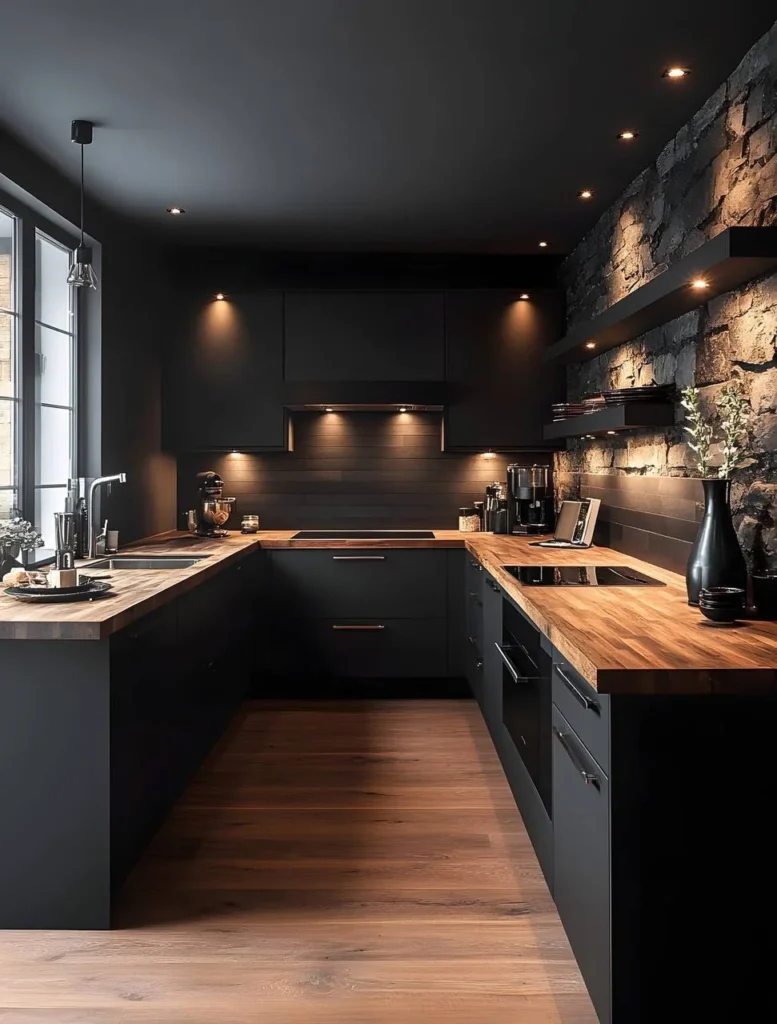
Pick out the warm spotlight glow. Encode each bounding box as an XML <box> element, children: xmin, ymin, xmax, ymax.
<box><xmin>324</xmin><ymin>407</ymin><xmax>334</xmax><ymax>413</ymax></box>
<box><xmin>519</xmin><ymin>293</ymin><xmax>530</xmax><ymax>300</ymax></box>
<box><xmin>607</xmin><ymin>430</ymin><xmax>617</xmax><ymax>435</ymax></box>
<box><xmin>398</xmin><ymin>406</ymin><xmax>408</xmax><ymax>413</ymax></box>
<box><xmin>578</xmin><ymin>189</ymin><xmax>594</xmax><ymax>200</ymax></box>
<box><xmin>539</xmin><ymin>240</ymin><xmax>548</xmax><ymax>248</ymax></box>
<box><xmin>215</xmin><ymin>292</ymin><xmax>225</xmax><ymax>300</ymax></box>
<box><xmin>663</xmin><ymin>67</ymin><xmax>689</xmax><ymax>79</ymax></box>
<box><xmin>618</xmin><ymin>130</ymin><xmax>638</xmax><ymax>140</ymax></box>
<box><xmin>691</xmin><ymin>278</ymin><xmax>709</xmax><ymax>290</ymax></box>
<box><xmin>481</xmin><ymin>451</ymin><xmax>497</xmax><ymax>459</ymax></box>
<box><xmin>167</xmin><ymin>206</ymin><xmax>185</xmax><ymax>215</ymax></box>
<box><xmin>585</xmin><ymin>341</ymin><xmax>596</xmax><ymax>349</ymax></box>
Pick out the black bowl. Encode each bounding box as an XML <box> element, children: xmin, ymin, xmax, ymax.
<box><xmin>699</xmin><ymin>603</ymin><xmax>741</xmax><ymax>623</ymax></box>
<box><xmin>699</xmin><ymin>586</ymin><xmax>746</xmax><ymax>601</ymax></box>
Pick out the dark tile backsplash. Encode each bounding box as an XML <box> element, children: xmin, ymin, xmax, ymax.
<box><xmin>177</xmin><ymin>412</ymin><xmax>551</xmax><ymax>531</ymax></box>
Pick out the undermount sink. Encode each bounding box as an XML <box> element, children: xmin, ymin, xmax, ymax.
<box><xmin>87</xmin><ymin>556</ymin><xmax>209</xmax><ymax>570</ymax></box>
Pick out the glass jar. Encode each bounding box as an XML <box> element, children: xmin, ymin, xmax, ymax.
<box><xmin>459</xmin><ymin>507</ymin><xmax>481</xmax><ymax>533</ymax></box>
<box><xmin>241</xmin><ymin>514</ymin><xmax>260</xmax><ymax>534</ymax></box>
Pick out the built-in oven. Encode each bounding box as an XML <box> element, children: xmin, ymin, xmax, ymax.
<box><xmin>498</xmin><ymin>601</ymin><xmax>552</xmax><ymax>816</ymax></box>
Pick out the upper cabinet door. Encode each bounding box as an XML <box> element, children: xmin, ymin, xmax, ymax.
<box><xmin>164</xmin><ymin>292</ymin><xmax>286</xmax><ymax>451</ymax></box>
<box><xmin>444</xmin><ymin>290</ymin><xmax>565</xmax><ymax>450</ymax></box>
<box><xmin>284</xmin><ymin>291</ymin><xmax>445</xmax><ymax>381</ymax></box>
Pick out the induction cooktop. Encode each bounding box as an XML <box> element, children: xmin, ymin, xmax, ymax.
<box><xmin>503</xmin><ymin>565</ymin><xmax>665</xmax><ymax>586</ymax></box>
<box><xmin>292</xmin><ymin>530</ymin><xmax>436</xmax><ymax>539</ymax></box>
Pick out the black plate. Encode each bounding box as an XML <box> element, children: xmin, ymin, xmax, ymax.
<box><xmin>4</xmin><ymin>580</ymin><xmax>113</xmax><ymax>603</ymax></box>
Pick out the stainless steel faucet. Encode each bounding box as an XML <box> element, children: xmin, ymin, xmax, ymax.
<box><xmin>87</xmin><ymin>473</ymin><xmax>127</xmax><ymax>558</ymax></box>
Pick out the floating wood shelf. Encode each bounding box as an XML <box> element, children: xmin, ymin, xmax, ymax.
<box><xmin>543</xmin><ymin>403</ymin><xmax>675</xmax><ymax>441</ymax></box>
<box><xmin>545</xmin><ymin>227</ymin><xmax>777</xmax><ymax>364</ymax></box>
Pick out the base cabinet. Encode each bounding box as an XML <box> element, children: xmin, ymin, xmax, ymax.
<box><xmin>552</xmin><ymin>705</ymin><xmax>611</xmax><ymax>1024</ymax></box>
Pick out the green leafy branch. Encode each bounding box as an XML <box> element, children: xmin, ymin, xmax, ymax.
<box><xmin>681</xmin><ymin>386</ymin><xmax>713</xmax><ymax>478</ymax></box>
<box><xmin>718</xmin><ymin>384</ymin><xmax>749</xmax><ymax>479</ymax></box>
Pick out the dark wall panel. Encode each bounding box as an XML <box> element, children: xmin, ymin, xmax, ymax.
<box><xmin>177</xmin><ymin>411</ymin><xmax>551</xmax><ymax>530</ymax></box>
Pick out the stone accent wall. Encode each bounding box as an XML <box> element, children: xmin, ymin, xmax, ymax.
<box><xmin>556</xmin><ymin>22</ymin><xmax>777</xmax><ymax>569</ymax></box>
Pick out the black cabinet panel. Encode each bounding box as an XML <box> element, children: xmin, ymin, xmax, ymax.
<box><xmin>270</xmin><ymin>549</ymin><xmax>447</xmax><ymax>619</ymax></box>
<box><xmin>444</xmin><ymin>289</ymin><xmax>564</xmax><ymax>449</ymax></box>
<box><xmin>284</xmin><ymin>291</ymin><xmax>445</xmax><ymax>381</ymax></box>
<box><xmin>552</xmin><ymin>705</ymin><xmax>611</xmax><ymax>1023</ymax></box>
<box><xmin>164</xmin><ymin>292</ymin><xmax>286</xmax><ymax>450</ymax></box>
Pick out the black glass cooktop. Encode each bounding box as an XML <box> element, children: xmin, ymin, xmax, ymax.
<box><xmin>292</xmin><ymin>530</ymin><xmax>436</xmax><ymax>540</ymax></box>
<box><xmin>503</xmin><ymin>565</ymin><xmax>665</xmax><ymax>586</ymax></box>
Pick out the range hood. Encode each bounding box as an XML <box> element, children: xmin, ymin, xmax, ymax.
<box><xmin>282</xmin><ymin>380</ymin><xmax>450</xmax><ymax>411</ymax></box>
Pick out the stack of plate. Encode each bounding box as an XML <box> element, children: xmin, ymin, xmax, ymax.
<box><xmin>3</xmin><ymin>579</ymin><xmax>113</xmax><ymax>603</ymax></box>
<box><xmin>602</xmin><ymin>385</ymin><xmax>675</xmax><ymax>405</ymax></box>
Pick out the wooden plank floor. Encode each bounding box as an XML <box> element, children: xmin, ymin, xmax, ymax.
<box><xmin>0</xmin><ymin>700</ymin><xmax>597</xmax><ymax>1023</ymax></box>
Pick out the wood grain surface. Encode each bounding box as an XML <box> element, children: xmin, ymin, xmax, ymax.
<box><xmin>0</xmin><ymin>700</ymin><xmax>596</xmax><ymax>1023</ymax></box>
<box><xmin>1</xmin><ymin>529</ymin><xmax>775</xmax><ymax>695</ymax></box>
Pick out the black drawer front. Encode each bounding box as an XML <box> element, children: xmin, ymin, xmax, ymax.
<box><xmin>298</xmin><ymin>618</ymin><xmax>448</xmax><ymax>678</ymax></box>
<box><xmin>552</xmin><ymin>706</ymin><xmax>610</xmax><ymax>1023</ymax></box>
<box><xmin>552</xmin><ymin>661</ymin><xmax>610</xmax><ymax>773</ymax></box>
<box><xmin>270</xmin><ymin>550</ymin><xmax>447</xmax><ymax>619</ymax></box>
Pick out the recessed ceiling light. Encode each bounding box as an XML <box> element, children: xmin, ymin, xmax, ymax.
<box><xmin>481</xmin><ymin>450</ymin><xmax>497</xmax><ymax>459</ymax></box>
<box><xmin>215</xmin><ymin>292</ymin><xmax>225</xmax><ymax>300</ymax></box>
<box><xmin>618</xmin><ymin>130</ymin><xmax>639</xmax><ymax>140</ymax></box>
<box><xmin>607</xmin><ymin>430</ymin><xmax>617</xmax><ymax>435</ymax></box>
<box><xmin>324</xmin><ymin>407</ymin><xmax>334</xmax><ymax>413</ymax></box>
<box><xmin>539</xmin><ymin>240</ymin><xmax>548</xmax><ymax>248</ymax></box>
<box><xmin>398</xmin><ymin>406</ymin><xmax>408</xmax><ymax>413</ymax></box>
<box><xmin>167</xmin><ymin>206</ymin><xmax>185</xmax><ymax>215</ymax></box>
<box><xmin>578</xmin><ymin>189</ymin><xmax>594</xmax><ymax>200</ymax></box>
<box><xmin>663</xmin><ymin>67</ymin><xmax>690</xmax><ymax>79</ymax></box>
<box><xmin>585</xmin><ymin>341</ymin><xmax>596</xmax><ymax>349</ymax></box>
<box><xmin>691</xmin><ymin>278</ymin><xmax>709</xmax><ymax>290</ymax></box>
<box><xmin>519</xmin><ymin>293</ymin><xmax>530</xmax><ymax>300</ymax></box>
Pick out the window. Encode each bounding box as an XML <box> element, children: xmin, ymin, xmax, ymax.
<box><xmin>0</xmin><ymin>198</ymin><xmax>79</xmax><ymax>546</ymax></box>
<box><xmin>35</xmin><ymin>232</ymin><xmax>76</xmax><ymax>544</ymax></box>
<box><xmin>0</xmin><ymin>208</ymin><xmax>18</xmax><ymax>519</ymax></box>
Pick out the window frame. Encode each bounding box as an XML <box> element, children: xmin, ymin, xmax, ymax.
<box><xmin>0</xmin><ymin>187</ymin><xmax>81</xmax><ymax>534</ymax></box>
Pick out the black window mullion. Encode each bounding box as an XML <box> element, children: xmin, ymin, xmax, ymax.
<box><xmin>19</xmin><ymin>218</ymin><xmax>36</xmax><ymax>521</ymax></box>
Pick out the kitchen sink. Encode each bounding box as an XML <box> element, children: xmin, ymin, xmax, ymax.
<box><xmin>87</xmin><ymin>556</ymin><xmax>209</xmax><ymax>570</ymax></box>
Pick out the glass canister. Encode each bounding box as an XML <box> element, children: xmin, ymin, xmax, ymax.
<box><xmin>459</xmin><ymin>507</ymin><xmax>481</xmax><ymax>533</ymax></box>
<box><xmin>241</xmin><ymin>514</ymin><xmax>260</xmax><ymax>534</ymax></box>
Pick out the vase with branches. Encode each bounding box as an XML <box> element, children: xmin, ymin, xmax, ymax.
<box><xmin>680</xmin><ymin>384</ymin><xmax>749</xmax><ymax>605</ymax></box>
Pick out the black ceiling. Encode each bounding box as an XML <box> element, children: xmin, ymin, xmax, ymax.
<box><xmin>0</xmin><ymin>1</ymin><xmax>774</xmax><ymax>253</ymax></box>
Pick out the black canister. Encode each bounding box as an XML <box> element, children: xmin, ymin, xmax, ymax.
<box><xmin>752</xmin><ymin>570</ymin><xmax>777</xmax><ymax>620</ymax></box>
<box><xmin>493</xmin><ymin>499</ymin><xmax>509</xmax><ymax>534</ymax></box>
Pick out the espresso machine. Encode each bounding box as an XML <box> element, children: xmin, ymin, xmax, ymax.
<box><xmin>506</xmin><ymin>464</ymin><xmax>555</xmax><ymax>536</ymax></box>
<box><xmin>195</xmin><ymin>471</ymin><xmax>236</xmax><ymax>537</ymax></box>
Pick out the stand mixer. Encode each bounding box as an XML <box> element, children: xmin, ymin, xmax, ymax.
<box><xmin>194</xmin><ymin>471</ymin><xmax>236</xmax><ymax>537</ymax></box>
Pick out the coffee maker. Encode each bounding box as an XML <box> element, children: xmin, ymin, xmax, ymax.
<box><xmin>506</xmin><ymin>464</ymin><xmax>554</xmax><ymax>536</ymax></box>
<box><xmin>195</xmin><ymin>471</ymin><xmax>236</xmax><ymax>537</ymax></box>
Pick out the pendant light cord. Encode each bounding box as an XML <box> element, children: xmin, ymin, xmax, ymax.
<box><xmin>79</xmin><ymin>143</ymin><xmax>85</xmax><ymax>247</ymax></box>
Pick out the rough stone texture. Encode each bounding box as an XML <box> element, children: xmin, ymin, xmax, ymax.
<box><xmin>557</xmin><ymin>22</ymin><xmax>777</xmax><ymax>569</ymax></box>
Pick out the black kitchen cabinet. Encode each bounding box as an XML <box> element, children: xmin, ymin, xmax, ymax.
<box><xmin>480</xmin><ymin>573</ymin><xmax>504</xmax><ymax>731</ymax></box>
<box><xmin>444</xmin><ymin>289</ymin><xmax>565</xmax><ymax>450</ymax></box>
<box><xmin>164</xmin><ymin>292</ymin><xmax>286</xmax><ymax>451</ymax></box>
<box><xmin>284</xmin><ymin>290</ymin><xmax>445</xmax><ymax>382</ymax></box>
<box><xmin>552</xmin><ymin>704</ymin><xmax>611</xmax><ymax>1023</ymax></box>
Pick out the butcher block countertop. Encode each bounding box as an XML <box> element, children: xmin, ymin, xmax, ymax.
<box><xmin>1</xmin><ymin>529</ymin><xmax>776</xmax><ymax>694</ymax></box>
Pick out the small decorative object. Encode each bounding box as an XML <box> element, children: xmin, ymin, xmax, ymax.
<box><xmin>698</xmin><ymin>586</ymin><xmax>746</xmax><ymax>624</ymax></box>
<box><xmin>241</xmin><ymin>514</ymin><xmax>260</xmax><ymax>534</ymax></box>
<box><xmin>681</xmin><ymin>385</ymin><xmax>748</xmax><ymax>606</ymax></box>
<box><xmin>459</xmin><ymin>507</ymin><xmax>481</xmax><ymax>533</ymax></box>
<box><xmin>0</xmin><ymin>514</ymin><xmax>44</xmax><ymax>577</ymax></box>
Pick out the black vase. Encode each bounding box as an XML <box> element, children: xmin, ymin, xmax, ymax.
<box><xmin>686</xmin><ymin>478</ymin><xmax>747</xmax><ymax>606</ymax></box>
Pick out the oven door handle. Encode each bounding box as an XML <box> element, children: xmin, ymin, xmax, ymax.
<box><xmin>494</xmin><ymin>642</ymin><xmax>531</xmax><ymax>683</ymax></box>
<box><xmin>553</xmin><ymin>726</ymin><xmax>601</xmax><ymax>788</ymax></box>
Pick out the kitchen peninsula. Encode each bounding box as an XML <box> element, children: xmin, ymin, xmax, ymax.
<box><xmin>1</xmin><ymin>528</ymin><xmax>775</xmax><ymax>1021</ymax></box>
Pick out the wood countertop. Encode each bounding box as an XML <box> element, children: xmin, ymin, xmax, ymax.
<box><xmin>1</xmin><ymin>529</ymin><xmax>776</xmax><ymax>694</ymax></box>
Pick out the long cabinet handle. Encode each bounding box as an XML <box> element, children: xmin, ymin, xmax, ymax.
<box><xmin>494</xmin><ymin>642</ymin><xmax>521</xmax><ymax>683</ymax></box>
<box><xmin>553</xmin><ymin>727</ymin><xmax>600</xmax><ymax>788</ymax></box>
<box><xmin>556</xmin><ymin>665</ymin><xmax>600</xmax><ymax>714</ymax></box>
<box><xmin>332</xmin><ymin>556</ymin><xmax>386</xmax><ymax>561</ymax></box>
<box><xmin>332</xmin><ymin>624</ymin><xmax>386</xmax><ymax>631</ymax></box>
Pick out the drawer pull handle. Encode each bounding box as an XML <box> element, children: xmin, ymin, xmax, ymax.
<box><xmin>332</xmin><ymin>624</ymin><xmax>386</xmax><ymax>631</ymax></box>
<box><xmin>554</xmin><ymin>727</ymin><xmax>600</xmax><ymax>788</ymax></box>
<box><xmin>557</xmin><ymin>666</ymin><xmax>600</xmax><ymax>714</ymax></box>
<box><xmin>494</xmin><ymin>642</ymin><xmax>521</xmax><ymax>683</ymax></box>
<box><xmin>469</xmin><ymin>559</ymin><xmax>483</xmax><ymax>571</ymax></box>
<box><xmin>332</xmin><ymin>556</ymin><xmax>387</xmax><ymax>561</ymax></box>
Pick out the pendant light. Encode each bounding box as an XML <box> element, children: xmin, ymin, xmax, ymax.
<box><xmin>67</xmin><ymin>119</ymin><xmax>98</xmax><ymax>290</ymax></box>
